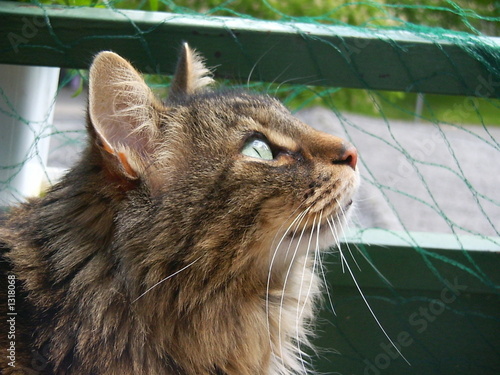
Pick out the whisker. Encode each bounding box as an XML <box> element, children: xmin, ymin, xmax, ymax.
<box><xmin>334</xmin><ymin>231</ymin><xmax>410</xmax><ymax>365</ymax></box>
<box><xmin>132</xmin><ymin>257</ymin><xmax>201</xmax><ymax>303</ymax></box>
<box><xmin>327</xmin><ymin>217</ymin><xmax>346</xmax><ymax>273</ymax></box>
<box><xmin>278</xmin><ymin>214</ymin><xmax>310</xmax><ymax>372</ymax></box>
<box><xmin>334</xmin><ymin>200</ymin><xmax>394</xmax><ymax>287</ymax></box>
<box><xmin>271</xmin><ymin>74</ymin><xmax>318</xmax><ymax>96</ymax></box>
<box><xmin>319</xmin><ymin>256</ymin><xmax>337</xmax><ymax>316</ymax></box>
<box><xmin>268</xmin><ymin>208</ymin><xmax>311</xmax><ymax>290</ymax></box>
<box><xmin>317</xmin><ymin>217</ymin><xmax>343</xmax><ymax>316</ymax></box>
<box><xmin>269</xmin><ymin>203</ymin><xmax>310</xmax><ymax>254</ymax></box>
<box><xmin>298</xmin><ymin>211</ymin><xmax>322</xmax><ymax>321</ymax></box>
<box><xmin>294</xmin><ymin>211</ymin><xmax>324</xmax><ymax>373</ymax></box>
<box><xmin>335</xmin><ymin>199</ymin><xmax>362</xmax><ymax>271</ymax></box>
<box><xmin>348</xmin><ymin>241</ymin><xmax>394</xmax><ymax>288</ymax></box>
<box><xmin>288</xmin><ymin>213</ymin><xmax>321</xmax><ymax>375</ymax></box>
<box><xmin>266</xmin><ymin>207</ymin><xmax>311</xmax><ymax>365</ymax></box>
<box><xmin>295</xmin><ymin>215</ymin><xmax>317</xmax><ymax>322</ymax></box>
<box><xmin>246</xmin><ymin>42</ymin><xmax>281</xmax><ymax>88</ymax></box>
<box><xmin>268</xmin><ymin>64</ymin><xmax>293</xmax><ymax>94</ymax></box>
<box><xmin>337</xmin><ymin>215</ymin><xmax>362</xmax><ymax>272</ymax></box>
<box><xmin>282</xmin><ymin>211</ymin><xmax>308</xmax><ymax>264</ymax></box>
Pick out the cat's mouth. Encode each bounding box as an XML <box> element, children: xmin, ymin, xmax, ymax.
<box><xmin>302</xmin><ymin>169</ymin><xmax>358</xmax><ymax>216</ymax></box>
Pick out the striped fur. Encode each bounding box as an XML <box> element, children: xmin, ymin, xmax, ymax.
<box><xmin>0</xmin><ymin>45</ymin><xmax>359</xmax><ymax>374</ymax></box>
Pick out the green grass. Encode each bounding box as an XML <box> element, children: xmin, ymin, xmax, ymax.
<box><xmin>371</xmin><ymin>92</ymin><xmax>500</xmax><ymax>126</ymax></box>
<box><xmin>277</xmin><ymin>86</ymin><xmax>500</xmax><ymax>126</ymax></box>
<box><xmin>419</xmin><ymin>94</ymin><xmax>500</xmax><ymax>126</ymax></box>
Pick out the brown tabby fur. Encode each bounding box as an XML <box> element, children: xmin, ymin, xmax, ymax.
<box><xmin>0</xmin><ymin>44</ymin><xmax>359</xmax><ymax>375</ymax></box>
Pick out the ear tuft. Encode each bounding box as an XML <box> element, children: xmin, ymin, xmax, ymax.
<box><xmin>88</xmin><ymin>51</ymin><xmax>160</xmax><ymax>179</ymax></box>
<box><xmin>170</xmin><ymin>43</ymin><xmax>214</xmax><ymax>98</ymax></box>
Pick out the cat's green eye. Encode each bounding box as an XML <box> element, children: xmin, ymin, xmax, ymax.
<box><xmin>241</xmin><ymin>138</ymin><xmax>274</xmax><ymax>161</ymax></box>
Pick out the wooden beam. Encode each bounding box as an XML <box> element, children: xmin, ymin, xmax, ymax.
<box><xmin>336</xmin><ymin>229</ymin><xmax>500</xmax><ymax>293</ymax></box>
<box><xmin>1</xmin><ymin>2</ymin><xmax>499</xmax><ymax>97</ymax></box>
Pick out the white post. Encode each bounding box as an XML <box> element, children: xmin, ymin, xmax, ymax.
<box><xmin>0</xmin><ymin>64</ymin><xmax>60</xmax><ymax>205</ymax></box>
<box><xmin>414</xmin><ymin>93</ymin><xmax>424</xmax><ymax>123</ymax></box>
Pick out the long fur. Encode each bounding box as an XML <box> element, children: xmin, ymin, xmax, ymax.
<box><xmin>0</xmin><ymin>45</ymin><xmax>359</xmax><ymax>375</ymax></box>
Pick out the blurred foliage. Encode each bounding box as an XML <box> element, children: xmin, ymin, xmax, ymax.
<box><xmin>30</xmin><ymin>0</ymin><xmax>498</xmax><ymax>34</ymax></box>
<box><xmin>384</xmin><ymin>0</ymin><xmax>499</xmax><ymax>35</ymax></box>
<box><xmin>165</xmin><ymin>0</ymin><xmax>499</xmax><ymax>36</ymax></box>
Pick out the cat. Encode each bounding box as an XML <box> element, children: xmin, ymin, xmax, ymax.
<box><xmin>0</xmin><ymin>43</ymin><xmax>359</xmax><ymax>375</ymax></box>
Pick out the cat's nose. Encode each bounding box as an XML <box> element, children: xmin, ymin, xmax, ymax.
<box><xmin>333</xmin><ymin>144</ymin><xmax>358</xmax><ymax>170</ymax></box>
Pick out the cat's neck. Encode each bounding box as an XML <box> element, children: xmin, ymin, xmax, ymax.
<box><xmin>5</xmin><ymin>152</ymin><xmax>319</xmax><ymax>374</ymax></box>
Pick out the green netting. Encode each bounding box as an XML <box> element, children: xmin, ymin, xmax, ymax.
<box><xmin>0</xmin><ymin>1</ymin><xmax>499</xmax><ymax>374</ymax></box>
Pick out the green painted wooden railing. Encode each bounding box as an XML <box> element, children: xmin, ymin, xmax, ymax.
<box><xmin>1</xmin><ymin>3</ymin><xmax>499</xmax><ymax>375</ymax></box>
<box><xmin>1</xmin><ymin>2</ymin><xmax>499</xmax><ymax>97</ymax></box>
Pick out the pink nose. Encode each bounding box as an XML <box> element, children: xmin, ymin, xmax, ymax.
<box><xmin>334</xmin><ymin>144</ymin><xmax>358</xmax><ymax>170</ymax></box>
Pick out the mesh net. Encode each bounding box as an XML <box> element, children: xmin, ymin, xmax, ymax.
<box><xmin>0</xmin><ymin>1</ymin><xmax>499</xmax><ymax>374</ymax></box>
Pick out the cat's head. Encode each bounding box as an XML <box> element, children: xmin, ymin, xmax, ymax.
<box><xmin>87</xmin><ymin>43</ymin><xmax>359</xmax><ymax>275</ymax></box>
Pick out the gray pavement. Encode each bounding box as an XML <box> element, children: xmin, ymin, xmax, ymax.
<box><xmin>51</xmin><ymin>87</ymin><xmax>500</xmax><ymax>237</ymax></box>
<box><xmin>297</xmin><ymin>108</ymin><xmax>500</xmax><ymax>237</ymax></box>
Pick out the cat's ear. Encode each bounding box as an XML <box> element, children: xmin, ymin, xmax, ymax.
<box><xmin>88</xmin><ymin>51</ymin><xmax>160</xmax><ymax>180</ymax></box>
<box><xmin>169</xmin><ymin>42</ymin><xmax>214</xmax><ymax>98</ymax></box>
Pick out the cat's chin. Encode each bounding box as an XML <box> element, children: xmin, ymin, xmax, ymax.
<box><xmin>270</xmin><ymin>204</ymin><xmax>352</xmax><ymax>271</ymax></box>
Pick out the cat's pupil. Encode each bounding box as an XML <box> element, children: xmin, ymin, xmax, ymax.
<box><xmin>241</xmin><ymin>137</ymin><xmax>274</xmax><ymax>160</ymax></box>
